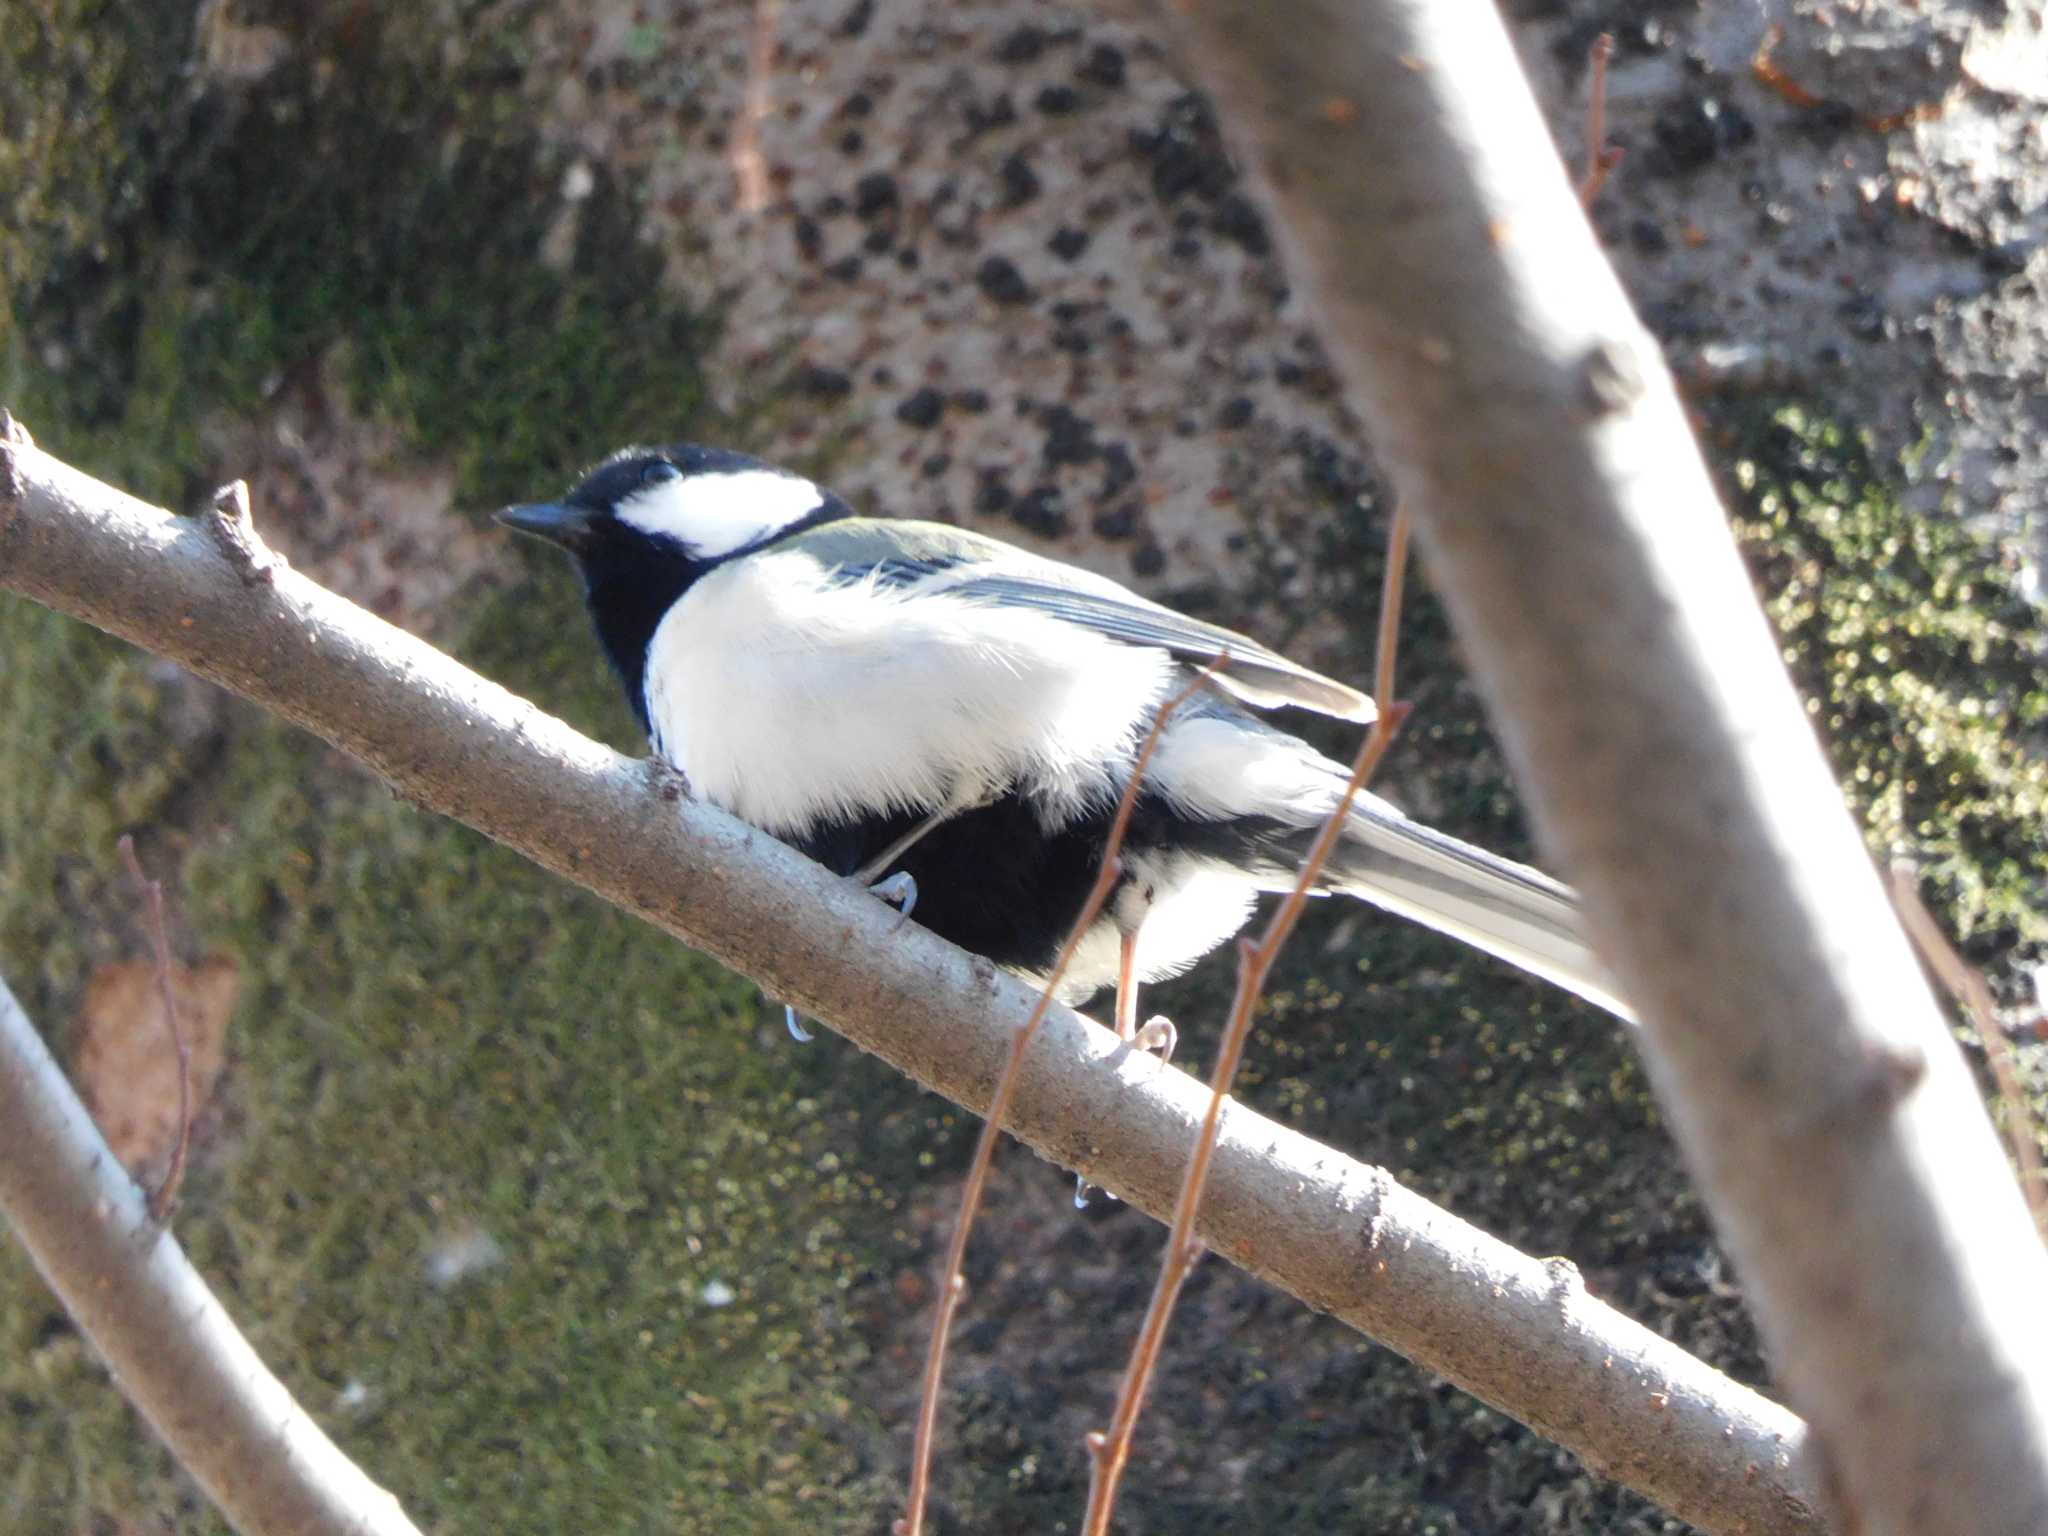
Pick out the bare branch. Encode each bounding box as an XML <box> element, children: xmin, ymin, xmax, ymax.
<box><xmin>731</xmin><ymin>0</ymin><xmax>781</xmax><ymax>214</ymax></box>
<box><xmin>1577</xmin><ymin>33</ymin><xmax>1622</xmax><ymax>210</ymax></box>
<box><xmin>1155</xmin><ymin>3</ymin><xmax>2048</xmax><ymax>1532</ymax></box>
<box><xmin>0</xmin><ymin>972</ymin><xmax>421</xmax><ymax>1536</ymax></box>
<box><xmin>0</xmin><ymin>432</ymin><xmax>1826</xmax><ymax>1534</ymax></box>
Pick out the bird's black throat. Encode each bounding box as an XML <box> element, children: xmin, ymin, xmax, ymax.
<box><xmin>576</xmin><ymin>542</ymin><xmax>701</xmax><ymax>733</ymax></box>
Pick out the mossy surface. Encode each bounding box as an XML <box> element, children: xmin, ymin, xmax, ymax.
<box><xmin>0</xmin><ymin>3</ymin><xmax>193</xmax><ymax>362</ymax></box>
<box><xmin>3</xmin><ymin>6</ymin><xmax>2043</xmax><ymax>1531</ymax></box>
<box><xmin>0</xmin><ymin>9</ymin><xmax>930</xmax><ymax>1533</ymax></box>
<box><xmin>5</xmin><ymin>4</ymin><xmax>712</xmax><ymax>510</ymax></box>
<box><xmin>0</xmin><ymin>578</ymin><xmax>962</xmax><ymax>1534</ymax></box>
<box><xmin>1728</xmin><ymin>404</ymin><xmax>2048</xmax><ymax>960</ymax></box>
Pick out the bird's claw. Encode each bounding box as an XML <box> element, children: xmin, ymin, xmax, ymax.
<box><xmin>787</xmin><ymin>873</ymin><xmax>918</xmax><ymax>1043</ymax></box>
<box><xmin>868</xmin><ymin>870</ymin><xmax>918</xmax><ymax>929</ymax></box>
<box><xmin>1132</xmin><ymin>1014</ymin><xmax>1177</xmax><ymax>1065</ymax></box>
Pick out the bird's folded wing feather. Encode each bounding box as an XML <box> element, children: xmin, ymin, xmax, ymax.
<box><xmin>931</xmin><ymin>573</ymin><xmax>1375</xmax><ymax>721</ymax></box>
<box><xmin>786</xmin><ymin>518</ymin><xmax>1375</xmax><ymax>723</ymax></box>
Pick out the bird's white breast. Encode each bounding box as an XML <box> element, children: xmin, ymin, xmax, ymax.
<box><xmin>641</xmin><ymin>551</ymin><xmax>1177</xmax><ymax>835</ymax></box>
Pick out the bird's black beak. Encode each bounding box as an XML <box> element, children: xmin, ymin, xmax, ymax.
<box><xmin>495</xmin><ymin>501</ymin><xmax>594</xmax><ymax>552</ymax></box>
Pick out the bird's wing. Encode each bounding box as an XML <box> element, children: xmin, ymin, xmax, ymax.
<box><xmin>926</xmin><ymin>572</ymin><xmax>1374</xmax><ymax>721</ymax></box>
<box><xmin>782</xmin><ymin>518</ymin><xmax>1376</xmax><ymax>722</ymax></box>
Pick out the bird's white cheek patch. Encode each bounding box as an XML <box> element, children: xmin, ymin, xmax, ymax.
<box><xmin>617</xmin><ymin>469</ymin><xmax>824</xmax><ymax>559</ymax></box>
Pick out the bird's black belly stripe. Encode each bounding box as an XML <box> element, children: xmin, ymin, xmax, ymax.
<box><xmin>796</xmin><ymin>794</ymin><xmax>1106</xmax><ymax>973</ymax></box>
<box><xmin>794</xmin><ymin>788</ymin><xmax>1303</xmax><ymax>976</ymax></box>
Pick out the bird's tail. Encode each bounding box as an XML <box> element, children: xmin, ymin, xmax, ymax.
<box><xmin>1325</xmin><ymin>800</ymin><xmax>1634</xmax><ymax>1022</ymax></box>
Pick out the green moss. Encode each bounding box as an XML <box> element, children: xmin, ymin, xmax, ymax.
<box><xmin>6</xmin><ymin>6</ymin><xmax>711</xmax><ymax>508</ymax></box>
<box><xmin>0</xmin><ymin>606</ymin><xmax>211</xmax><ymax>1011</ymax></box>
<box><xmin>0</xmin><ymin>4</ymin><xmax>194</xmax><ymax>359</ymax></box>
<box><xmin>1726</xmin><ymin>403</ymin><xmax>2048</xmax><ymax>959</ymax></box>
<box><xmin>1</xmin><ymin>575</ymin><xmax>952</xmax><ymax>1533</ymax></box>
<box><xmin>0</xmin><ymin>12</ymin><xmax>955</xmax><ymax>1519</ymax></box>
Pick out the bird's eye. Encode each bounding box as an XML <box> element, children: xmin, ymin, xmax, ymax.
<box><xmin>641</xmin><ymin>460</ymin><xmax>681</xmax><ymax>486</ymax></box>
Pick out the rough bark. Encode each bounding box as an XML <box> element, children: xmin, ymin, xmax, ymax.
<box><xmin>1151</xmin><ymin>3</ymin><xmax>2048</xmax><ymax>1533</ymax></box>
<box><xmin>506</xmin><ymin>0</ymin><xmax>2048</xmax><ymax>608</ymax></box>
<box><xmin>1501</xmin><ymin>0</ymin><xmax>2048</xmax><ymax>562</ymax></box>
<box><xmin>0</xmin><ymin>428</ymin><xmax>1824</xmax><ymax>1535</ymax></box>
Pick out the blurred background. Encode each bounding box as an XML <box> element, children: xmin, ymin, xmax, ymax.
<box><xmin>3</xmin><ymin>2</ymin><xmax>2043</xmax><ymax>1531</ymax></box>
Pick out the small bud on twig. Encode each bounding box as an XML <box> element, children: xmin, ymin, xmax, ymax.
<box><xmin>208</xmin><ymin>480</ymin><xmax>283</xmax><ymax>586</ymax></box>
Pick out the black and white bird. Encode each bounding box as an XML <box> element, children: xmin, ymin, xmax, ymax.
<box><xmin>500</xmin><ymin>444</ymin><xmax>1631</xmax><ymax>1054</ymax></box>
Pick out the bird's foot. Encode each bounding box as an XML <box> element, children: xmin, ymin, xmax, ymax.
<box><xmin>868</xmin><ymin>870</ymin><xmax>918</xmax><ymax>929</ymax></box>
<box><xmin>1132</xmin><ymin>1014</ymin><xmax>1177</xmax><ymax>1065</ymax></box>
<box><xmin>786</xmin><ymin>872</ymin><xmax>918</xmax><ymax>1044</ymax></box>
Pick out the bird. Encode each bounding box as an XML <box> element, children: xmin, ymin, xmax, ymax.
<box><xmin>499</xmin><ymin>443</ymin><xmax>1632</xmax><ymax>1061</ymax></box>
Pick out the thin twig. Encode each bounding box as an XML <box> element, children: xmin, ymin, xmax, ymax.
<box><xmin>1082</xmin><ymin>506</ymin><xmax>1414</xmax><ymax>1532</ymax></box>
<box><xmin>116</xmin><ymin>834</ymin><xmax>192</xmax><ymax>1221</ymax></box>
<box><xmin>732</xmin><ymin>0</ymin><xmax>781</xmax><ymax>214</ymax></box>
<box><xmin>1577</xmin><ymin>34</ymin><xmax>1622</xmax><ymax>211</ymax></box>
<box><xmin>1890</xmin><ymin>866</ymin><xmax>2047</xmax><ymax>1242</ymax></box>
<box><xmin>1371</xmin><ymin>503</ymin><xmax>1412</xmax><ymax>709</ymax></box>
<box><xmin>897</xmin><ymin>658</ymin><xmax>1230</xmax><ymax>1536</ymax></box>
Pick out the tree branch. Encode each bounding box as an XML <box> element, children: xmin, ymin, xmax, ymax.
<box><xmin>1154</xmin><ymin>4</ymin><xmax>2048</xmax><ymax>1532</ymax></box>
<box><xmin>0</xmin><ymin>427</ymin><xmax>1824</xmax><ymax>1533</ymax></box>
<box><xmin>0</xmin><ymin>971</ymin><xmax>421</xmax><ymax>1536</ymax></box>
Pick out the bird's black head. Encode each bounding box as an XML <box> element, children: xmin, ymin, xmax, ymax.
<box><xmin>497</xmin><ymin>443</ymin><xmax>851</xmax><ymax>729</ymax></box>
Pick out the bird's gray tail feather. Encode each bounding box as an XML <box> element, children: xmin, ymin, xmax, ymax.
<box><xmin>1326</xmin><ymin>803</ymin><xmax>1634</xmax><ymax>1022</ymax></box>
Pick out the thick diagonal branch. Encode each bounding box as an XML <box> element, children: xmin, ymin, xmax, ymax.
<box><xmin>1154</xmin><ymin>4</ymin><xmax>2048</xmax><ymax>1533</ymax></box>
<box><xmin>0</xmin><ymin>432</ymin><xmax>1822</xmax><ymax>1534</ymax></box>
